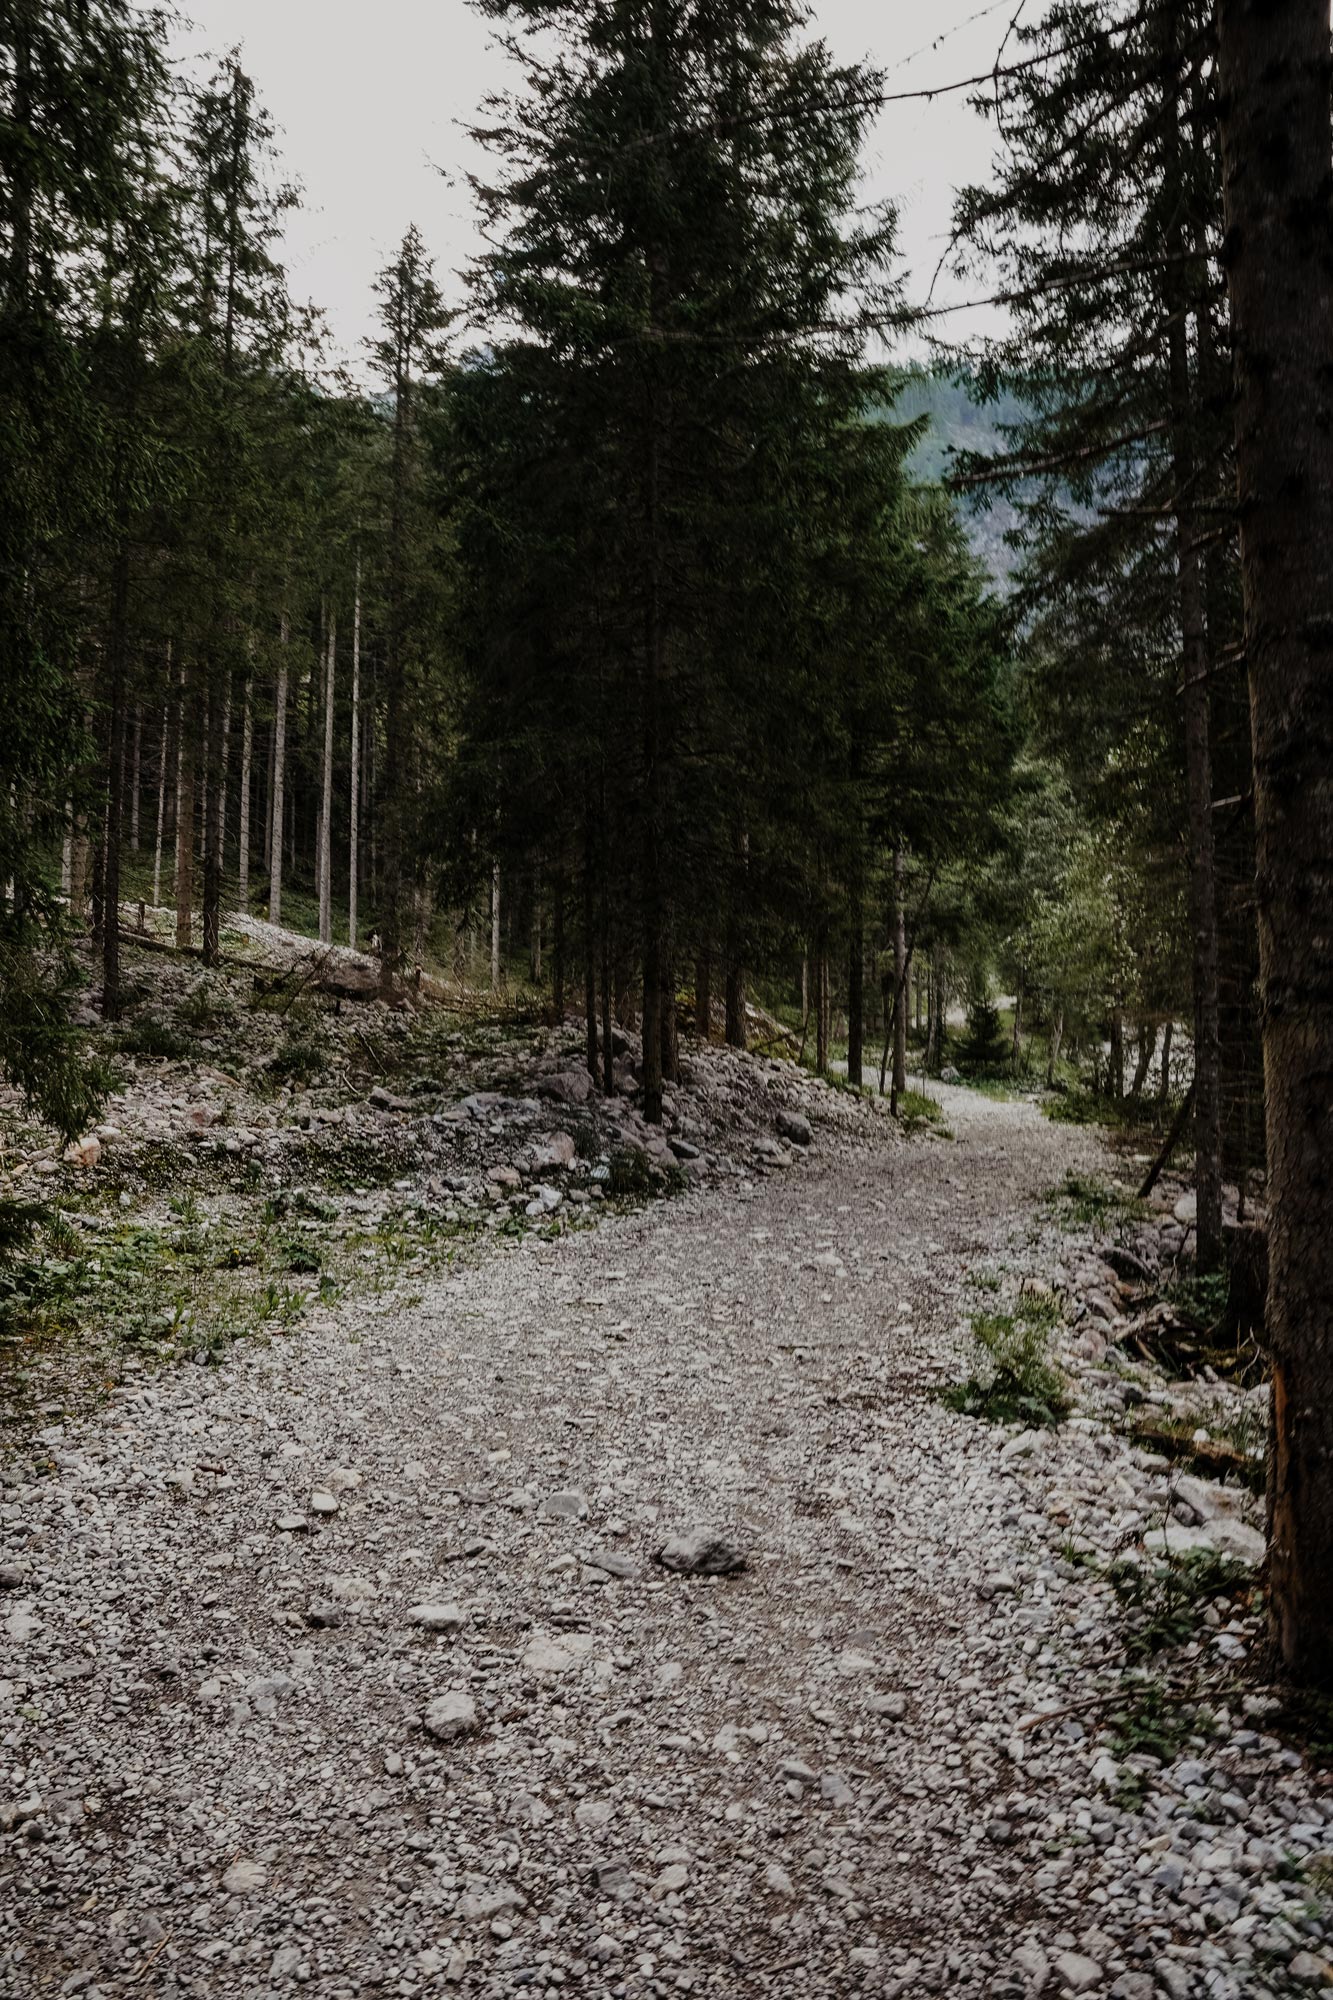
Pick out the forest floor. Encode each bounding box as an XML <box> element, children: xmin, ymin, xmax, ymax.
<box><xmin>2</xmin><ymin>1005</ymin><xmax>1330</xmax><ymax>2000</ymax></box>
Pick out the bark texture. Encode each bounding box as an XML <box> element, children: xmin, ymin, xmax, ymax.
<box><xmin>1216</xmin><ymin>0</ymin><xmax>1333</xmax><ymax>1685</ymax></box>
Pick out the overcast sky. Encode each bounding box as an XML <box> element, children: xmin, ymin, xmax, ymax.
<box><xmin>166</xmin><ymin>0</ymin><xmax>1014</xmax><ymax>376</ymax></box>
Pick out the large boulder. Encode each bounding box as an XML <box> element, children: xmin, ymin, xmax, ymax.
<box><xmin>537</xmin><ymin>1069</ymin><xmax>596</xmax><ymax>1108</ymax></box>
<box><xmin>776</xmin><ymin>1108</ymin><xmax>813</xmax><ymax>1147</ymax></box>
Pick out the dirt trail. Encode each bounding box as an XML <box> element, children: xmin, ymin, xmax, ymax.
<box><xmin>2</xmin><ymin>1089</ymin><xmax>1316</xmax><ymax>2000</ymax></box>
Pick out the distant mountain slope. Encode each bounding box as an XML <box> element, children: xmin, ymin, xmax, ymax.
<box><xmin>885</xmin><ymin>370</ymin><xmax>1028</xmax><ymax>590</ymax></box>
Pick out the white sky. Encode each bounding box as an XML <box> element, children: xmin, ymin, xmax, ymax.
<box><xmin>166</xmin><ymin>0</ymin><xmax>1013</xmax><ymax>376</ymax></box>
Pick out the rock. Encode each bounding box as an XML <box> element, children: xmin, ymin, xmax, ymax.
<box><xmin>540</xmin><ymin>1488</ymin><xmax>590</xmax><ymax>1522</ymax></box>
<box><xmin>275</xmin><ymin>1515</ymin><xmax>309</xmax><ymax>1533</ymax></box>
<box><xmin>537</xmin><ymin>1069</ymin><xmax>595</xmax><ymax>1107</ymax></box>
<box><xmin>940</xmin><ymin>1064</ymin><xmax>961</xmax><ymax>1082</ymax></box>
<box><xmin>868</xmin><ymin>1692</ymin><xmax>908</xmax><ymax>1720</ymax></box>
<box><xmin>1050</xmin><ymin>1952</ymin><xmax>1102</xmax><ymax>1995</ymax></box>
<box><xmin>591</xmin><ymin>1858</ymin><xmax>633</xmax><ymax>1899</ymax></box>
<box><xmin>531</xmin><ymin>1132</ymin><xmax>578</xmax><ymax>1169</ymax></box>
<box><xmin>1143</xmin><ymin>1515</ymin><xmax>1265</xmax><ymax>1565</ymax></box>
<box><xmin>1012</xmin><ymin>1943</ymin><xmax>1049</xmax><ymax>1993</ymax></box>
<box><xmin>328</xmin><ymin>1573</ymin><xmax>377</xmax><ymax>1604</ymax></box>
<box><xmin>775</xmin><ymin>1108</ymin><xmax>813</xmax><ymax>1147</ymax></box>
<box><xmin>309</xmin><ymin>1490</ymin><xmax>338</xmax><ymax>1516</ymax></box>
<box><xmin>423</xmin><ymin>1692</ymin><xmax>479</xmax><ymax>1742</ymax></box>
<box><xmin>1109</xmin><ymin>1977</ymin><xmax>1154</xmax><ymax>2000</ymax></box>
<box><xmin>369</xmin><ymin>1084</ymin><xmax>412</xmax><ymax>1112</ymax></box>
<box><xmin>656</xmin><ymin>1526</ymin><xmax>748</xmax><ymax>1576</ymax></box>
<box><xmin>819</xmin><ymin>1770</ymin><xmax>854</xmax><ymax>1807</ymax></box>
<box><xmin>62</xmin><ymin>1134</ymin><xmax>101</xmax><ymax>1168</ymax></box>
<box><xmin>764</xmin><ymin>1862</ymin><xmax>795</xmax><ymax>1896</ymax></box>
<box><xmin>652</xmin><ymin>1861</ymin><xmax>689</xmax><ymax>1898</ymax></box>
<box><xmin>584</xmin><ymin>1550</ymin><xmax>638</xmax><ymax>1580</ymax></box>
<box><xmin>523</xmin><ymin>1631</ymin><xmax>594</xmax><ymax>1674</ymax></box>
<box><xmin>303</xmin><ymin>1599</ymin><xmax>345</xmax><ymax>1629</ymax></box>
<box><xmin>408</xmin><ymin>1602</ymin><xmax>466</xmax><ymax>1634</ymax></box>
<box><xmin>221</xmin><ymin>1858</ymin><xmax>267</xmax><ymax>1895</ymax></box>
<box><xmin>575</xmin><ymin>1801</ymin><xmax>613</xmax><ymax>1831</ymax></box>
<box><xmin>1288</xmin><ymin>1954</ymin><xmax>1330</xmax><ymax>1987</ymax></box>
<box><xmin>1173</xmin><ymin>1190</ymin><xmax>1198</xmax><ymax>1225</ymax></box>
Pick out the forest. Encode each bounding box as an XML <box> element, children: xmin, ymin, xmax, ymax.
<box><xmin>2</xmin><ymin>2</ymin><xmax>1332</xmax><ymax>1994</ymax></box>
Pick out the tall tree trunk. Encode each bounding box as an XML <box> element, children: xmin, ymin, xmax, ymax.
<box><xmin>529</xmin><ymin>862</ymin><xmax>542</xmax><ymax>984</ymax></box>
<box><xmin>814</xmin><ymin>927</ymin><xmax>829</xmax><ymax>1075</ymax></box>
<box><xmin>319</xmin><ymin>612</ymin><xmax>336</xmax><ymax>945</ymax></box>
<box><xmin>551</xmin><ymin>859</ymin><xmax>565</xmax><ymax>1024</ymax></box>
<box><xmin>1131</xmin><ymin>1023</ymin><xmax>1156</xmax><ymax>1100</ymax></box>
<box><xmin>348</xmin><ymin>559</ymin><xmax>361</xmax><ymax>949</ymax></box>
<box><xmin>694</xmin><ymin>949</ymin><xmax>711</xmax><ymax>1041</ymax></box>
<box><xmin>174</xmin><ymin>668</ymin><xmax>195</xmax><ymax>949</ymax></box>
<box><xmin>892</xmin><ymin>846</ymin><xmax>908</xmax><ymax>1100</ymax></box>
<box><xmin>1011</xmin><ymin>972</ymin><xmax>1024</xmax><ymax>1069</ymax></box>
<box><xmin>1163</xmin><ymin>26</ymin><xmax>1224</xmax><ymax>1271</ymax></box>
<box><xmin>491</xmin><ymin>859</ymin><xmax>501</xmax><ymax>990</ymax></box>
<box><xmin>1109</xmin><ymin>1009</ymin><xmax>1125</xmax><ymax>1100</ymax></box>
<box><xmin>129</xmin><ymin>704</ymin><xmax>141</xmax><ymax>853</ymax></box>
<box><xmin>1046</xmin><ymin>1006</ymin><xmax>1064</xmax><ymax>1088</ymax></box>
<box><xmin>640</xmin><ymin>410</ymin><xmax>666</xmax><ymax>1127</ymax></box>
<box><xmin>1158</xmin><ymin>1019</ymin><xmax>1173</xmax><ymax>1103</ymax></box>
<box><xmin>1217</xmin><ymin>0</ymin><xmax>1333</xmax><ymax>1687</ymax></box>
<box><xmin>101</xmin><ymin>546</ymin><xmax>130</xmax><ymax>1020</ymax></box>
<box><xmin>268</xmin><ymin>614</ymin><xmax>289</xmax><ymax>926</ymax></box>
<box><xmin>201</xmin><ymin>676</ymin><xmax>224</xmax><ymax>967</ymax></box>
<box><xmin>660</xmin><ymin>946</ymin><xmax>678</xmax><ymax>1085</ymax></box>
<box><xmin>583</xmin><ymin>807</ymin><xmax>598</xmax><ymax>1084</ymax></box>
<box><xmin>237</xmin><ymin>670</ymin><xmax>253</xmax><ymax>912</ymax></box>
<box><xmin>847</xmin><ymin>897</ymin><xmax>864</xmax><ymax>1090</ymax></box>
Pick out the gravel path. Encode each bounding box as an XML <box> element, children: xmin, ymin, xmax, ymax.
<box><xmin>3</xmin><ymin>1085</ymin><xmax>1328</xmax><ymax>2000</ymax></box>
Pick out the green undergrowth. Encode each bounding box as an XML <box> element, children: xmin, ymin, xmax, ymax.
<box><xmin>941</xmin><ymin>1293</ymin><xmax>1070</xmax><ymax>1427</ymax></box>
<box><xmin>1049</xmin><ymin>1170</ymin><xmax>1146</xmax><ymax>1230</ymax></box>
<box><xmin>895</xmin><ymin>1088</ymin><xmax>946</xmax><ymax>1134</ymax></box>
<box><xmin>1125</xmin><ymin>1399</ymin><xmax>1267</xmax><ymax>1495</ymax></box>
<box><xmin>1106</xmin><ymin>1546</ymin><xmax>1252</xmax><ymax>1662</ymax></box>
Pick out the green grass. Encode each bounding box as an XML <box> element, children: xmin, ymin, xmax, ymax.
<box><xmin>941</xmin><ymin>1293</ymin><xmax>1070</xmax><ymax>1427</ymax></box>
<box><xmin>896</xmin><ymin>1088</ymin><xmax>945</xmax><ymax>1133</ymax></box>
<box><xmin>1049</xmin><ymin>1171</ymin><xmax>1146</xmax><ymax>1229</ymax></box>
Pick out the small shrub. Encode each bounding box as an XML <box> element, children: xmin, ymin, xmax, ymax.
<box><xmin>1106</xmin><ymin>1547</ymin><xmax>1250</xmax><ymax>1661</ymax></box>
<box><xmin>115</xmin><ymin>1015</ymin><xmax>191</xmax><ymax>1061</ymax></box>
<box><xmin>266</xmin><ymin>1035</ymin><xmax>326</xmax><ymax>1087</ymax></box>
<box><xmin>941</xmin><ymin>1295</ymin><xmax>1070</xmax><ymax>1427</ymax></box>
<box><xmin>608</xmin><ymin>1145</ymin><xmax>653</xmax><ymax>1198</ymax></box>
<box><xmin>177</xmin><ymin>977</ymin><xmax>234</xmax><ymax>1032</ymax></box>
<box><xmin>1105</xmin><ymin>1674</ymin><xmax>1214</xmax><ymax>1772</ymax></box>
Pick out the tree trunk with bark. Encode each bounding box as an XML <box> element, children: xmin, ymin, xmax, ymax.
<box><xmin>694</xmin><ymin>950</ymin><xmax>711</xmax><ymax>1041</ymax></box>
<box><xmin>1216</xmin><ymin>0</ymin><xmax>1333</xmax><ymax>1686</ymax></box>
<box><xmin>892</xmin><ymin>847</ymin><xmax>908</xmax><ymax>1100</ymax></box>
<box><xmin>174</xmin><ymin>670</ymin><xmax>195</xmax><ymax>949</ymax></box>
<box><xmin>847</xmin><ymin>902</ymin><xmax>863</xmax><ymax>1089</ymax></box>
<box><xmin>1047</xmin><ymin>1006</ymin><xmax>1064</xmax><ymax>1087</ymax></box>
<box><xmin>237</xmin><ymin>671</ymin><xmax>253</xmax><ymax>912</ymax></box>
<box><xmin>348</xmin><ymin>561</ymin><xmax>361</xmax><ymax>948</ymax></box>
<box><xmin>318</xmin><ymin>613</ymin><xmax>336</xmax><ymax>945</ymax></box>
<box><xmin>268</xmin><ymin>615</ymin><xmax>289</xmax><ymax>926</ymax></box>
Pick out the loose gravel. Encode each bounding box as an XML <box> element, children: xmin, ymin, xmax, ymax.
<box><xmin>2</xmin><ymin>1081</ymin><xmax>1329</xmax><ymax>2000</ymax></box>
